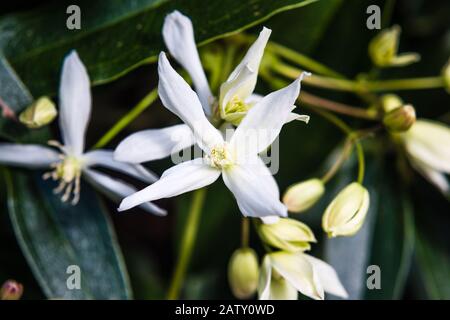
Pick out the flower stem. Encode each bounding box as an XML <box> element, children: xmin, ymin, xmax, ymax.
<box><xmin>271</xmin><ymin>62</ymin><xmax>445</xmax><ymax>93</ymax></box>
<box><xmin>167</xmin><ymin>188</ymin><xmax>207</xmax><ymax>300</ymax></box>
<box><xmin>321</xmin><ymin>138</ymin><xmax>353</xmax><ymax>184</ymax></box>
<box><xmin>93</xmin><ymin>88</ymin><xmax>158</xmax><ymax>149</ymax></box>
<box><xmin>241</xmin><ymin>217</ymin><xmax>250</xmax><ymax>248</ymax></box>
<box><xmin>301</xmin><ymin>91</ymin><xmax>378</xmax><ymax>120</ymax></box>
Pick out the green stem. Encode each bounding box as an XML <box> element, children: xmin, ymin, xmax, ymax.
<box><xmin>241</xmin><ymin>218</ymin><xmax>250</xmax><ymax>248</ymax></box>
<box><xmin>321</xmin><ymin>138</ymin><xmax>353</xmax><ymax>184</ymax></box>
<box><xmin>271</xmin><ymin>62</ymin><xmax>444</xmax><ymax>93</ymax></box>
<box><xmin>167</xmin><ymin>188</ymin><xmax>207</xmax><ymax>300</ymax></box>
<box><xmin>93</xmin><ymin>88</ymin><xmax>158</xmax><ymax>149</ymax></box>
<box><xmin>355</xmin><ymin>141</ymin><xmax>365</xmax><ymax>184</ymax></box>
<box><xmin>266</xmin><ymin>42</ymin><xmax>345</xmax><ymax>78</ymax></box>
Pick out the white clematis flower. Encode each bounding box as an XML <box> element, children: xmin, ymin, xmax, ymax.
<box><xmin>114</xmin><ymin>10</ymin><xmax>309</xmax><ymax>164</ymax></box>
<box><xmin>0</xmin><ymin>51</ymin><xmax>165</xmax><ymax>215</ymax></box>
<box><xmin>258</xmin><ymin>251</ymin><xmax>348</xmax><ymax>300</ymax></box>
<box><xmin>118</xmin><ymin>52</ymin><xmax>308</xmax><ymax>218</ymax></box>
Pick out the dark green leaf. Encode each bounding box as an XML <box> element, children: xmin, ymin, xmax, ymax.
<box><xmin>4</xmin><ymin>169</ymin><xmax>132</xmax><ymax>299</ymax></box>
<box><xmin>0</xmin><ymin>0</ymin><xmax>317</xmax><ymax>96</ymax></box>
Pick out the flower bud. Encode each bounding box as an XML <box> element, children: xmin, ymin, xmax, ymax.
<box><xmin>19</xmin><ymin>96</ymin><xmax>57</xmax><ymax>128</ymax></box>
<box><xmin>322</xmin><ymin>182</ymin><xmax>370</xmax><ymax>237</ymax></box>
<box><xmin>259</xmin><ymin>218</ymin><xmax>316</xmax><ymax>252</ymax></box>
<box><xmin>442</xmin><ymin>59</ymin><xmax>450</xmax><ymax>93</ymax></box>
<box><xmin>368</xmin><ymin>26</ymin><xmax>420</xmax><ymax>68</ymax></box>
<box><xmin>282</xmin><ymin>178</ymin><xmax>325</xmax><ymax>213</ymax></box>
<box><xmin>383</xmin><ymin>104</ymin><xmax>416</xmax><ymax>132</ymax></box>
<box><xmin>381</xmin><ymin>94</ymin><xmax>403</xmax><ymax>113</ymax></box>
<box><xmin>228</xmin><ymin>248</ymin><xmax>259</xmax><ymax>299</ymax></box>
<box><xmin>1</xmin><ymin>280</ymin><xmax>23</xmax><ymax>300</ymax></box>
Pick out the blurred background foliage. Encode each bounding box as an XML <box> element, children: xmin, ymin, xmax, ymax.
<box><xmin>0</xmin><ymin>0</ymin><xmax>449</xmax><ymax>299</ymax></box>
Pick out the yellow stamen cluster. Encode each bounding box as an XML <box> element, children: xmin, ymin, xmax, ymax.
<box><xmin>208</xmin><ymin>144</ymin><xmax>234</xmax><ymax>169</ymax></box>
<box><xmin>42</xmin><ymin>140</ymin><xmax>83</xmax><ymax>205</ymax></box>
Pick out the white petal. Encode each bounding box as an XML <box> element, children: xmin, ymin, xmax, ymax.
<box><xmin>114</xmin><ymin>124</ymin><xmax>195</xmax><ymax>163</ymax></box>
<box><xmin>414</xmin><ymin>161</ymin><xmax>449</xmax><ymax>194</ymax></box>
<box><xmin>222</xmin><ymin>160</ymin><xmax>287</xmax><ymax>218</ymax></box>
<box><xmin>230</xmin><ymin>74</ymin><xmax>307</xmax><ymax>157</ymax></box>
<box><xmin>304</xmin><ymin>254</ymin><xmax>348</xmax><ymax>299</ymax></box>
<box><xmin>83</xmin><ymin>169</ymin><xmax>166</xmax><ymax>216</ymax></box>
<box><xmin>269</xmin><ymin>278</ymin><xmax>298</xmax><ymax>300</ymax></box>
<box><xmin>162</xmin><ymin>11</ymin><xmax>212</xmax><ymax>115</ymax></box>
<box><xmin>0</xmin><ymin>143</ymin><xmax>59</xmax><ymax>168</ymax></box>
<box><xmin>59</xmin><ymin>51</ymin><xmax>91</xmax><ymax>155</ymax></box>
<box><xmin>270</xmin><ymin>252</ymin><xmax>324</xmax><ymax>300</ymax></box>
<box><xmin>83</xmin><ymin>149</ymin><xmax>158</xmax><ymax>183</ymax></box>
<box><xmin>260</xmin><ymin>216</ymin><xmax>280</xmax><ymax>224</ymax></box>
<box><xmin>258</xmin><ymin>255</ymin><xmax>273</xmax><ymax>300</ymax></box>
<box><xmin>286</xmin><ymin>112</ymin><xmax>310</xmax><ymax>124</ymax></box>
<box><xmin>158</xmin><ymin>52</ymin><xmax>224</xmax><ymax>152</ymax></box>
<box><xmin>224</xmin><ymin>28</ymin><xmax>271</xmax><ymax>98</ymax></box>
<box><xmin>118</xmin><ymin>159</ymin><xmax>220</xmax><ymax>211</ymax></box>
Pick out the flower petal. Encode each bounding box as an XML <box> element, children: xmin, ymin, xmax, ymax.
<box><xmin>162</xmin><ymin>11</ymin><xmax>212</xmax><ymax>115</ymax></box>
<box><xmin>222</xmin><ymin>160</ymin><xmax>287</xmax><ymax>218</ymax></box>
<box><xmin>59</xmin><ymin>51</ymin><xmax>91</xmax><ymax>155</ymax></box>
<box><xmin>114</xmin><ymin>124</ymin><xmax>195</xmax><ymax>164</ymax></box>
<box><xmin>118</xmin><ymin>159</ymin><xmax>220</xmax><ymax>211</ymax></box>
<box><xmin>304</xmin><ymin>254</ymin><xmax>348</xmax><ymax>299</ymax></box>
<box><xmin>83</xmin><ymin>169</ymin><xmax>166</xmax><ymax>215</ymax></box>
<box><xmin>223</xmin><ymin>28</ymin><xmax>271</xmax><ymax>100</ymax></box>
<box><xmin>158</xmin><ymin>52</ymin><xmax>224</xmax><ymax>152</ymax></box>
<box><xmin>83</xmin><ymin>149</ymin><xmax>158</xmax><ymax>183</ymax></box>
<box><xmin>0</xmin><ymin>143</ymin><xmax>59</xmax><ymax>168</ymax></box>
<box><xmin>230</xmin><ymin>74</ymin><xmax>308</xmax><ymax>157</ymax></box>
<box><xmin>258</xmin><ymin>255</ymin><xmax>273</xmax><ymax>300</ymax></box>
<box><xmin>270</xmin><ymin>252</ymin><xmax>324</xmax><ymax>300</ymax></box>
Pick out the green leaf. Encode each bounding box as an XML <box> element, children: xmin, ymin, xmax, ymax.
<box><xmin>415</xmin><ymin>232</ymin><xmax>450</xmax><ymax>299</ymax></box>
<box><xmin>0</xmin><ymin>0</ymin><xmax>317</xmax><ymax>96</ymax></box>
<box><xmin>4</xmin><ymin>169</ymin><xmax>132</xmax><ymax>299</ymax></box>
<box><xmin>365</xmin><ymin>181</ymin><xmax>415</xmax><ymax>299</ymax></box>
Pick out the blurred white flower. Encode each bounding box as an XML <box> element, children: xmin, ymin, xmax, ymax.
<box><xmin>0</xmin><ymin>51</ymin><xmax>165</xmax><ymax>215</ymax></box>
<box><xmin>401</xmin><ymin>119</ymin><xmax>450</xmax><ymax>194</ymax></box>
<box><xmin>258</xmin><ymin>251</ymin><xmax>348</xmax><ymax>300</ymax></box>
<box><xmin>118</xmin><ymin>53</ymin><xmax>308</xmax><ymax>218</ymax></box>
<box><xmin>114</xmin><ymin>10</ymin><xmax>309</xmax><ymax>164</ymax></box>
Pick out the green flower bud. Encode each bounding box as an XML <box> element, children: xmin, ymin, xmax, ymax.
<box><xmin>283</xmin><ymin>178</ymin><xmax>325</xmax><ymax>213</ymax></box>
<box><xmin>228</xmin><ymin>248</ymin><xmax>259</xmax><ymax>299</ymax></box>
<box><xmin>442</xmin><ymin>59</ymin><xmax>450</xmax><ymax>93</ymax></box>
<box><xmin>19</xmin><ymin>96</ymin><xmax>57</xmax><ymax>128</ymax></box>
<box><xmin>322</xmin><ymin>182</ymin><xmax>370</xmax><ymax>237</ymax></box>
<box><xmin>381</xmin><ymin>94</ymin><xmax>403</xmax><ymax>113</ymax></box>
<box><xmin>1</xmin><ymin>280</ymin><xmax>23</xmax><ymax>300</ymax></box>
<box><xmin>368</xmin><ymin>26</ymin><xmax>420</xmax><ymax>68</ymax></box>
<box><xmin>383</xmin><ymin>104</ymin><xmax>416</xmax><ymax>132</ymax></box>
<box><xmin>259</xmin><ymin>218</ymin><xmax>316</xmax><ymax>252</ymax></box>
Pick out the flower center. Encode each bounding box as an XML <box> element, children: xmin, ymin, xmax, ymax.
<box><xmin>207</xmin><ymin>144</ymin><xmax>234</xmax><ymax>169</ymax></box>
<box><xmin>43</xmin><ymin>140</ymin><xmax>83</xmax><ymax>205</ymax></box>
<box><xmin>225</xmin><ymin>95</ymin><xmax>250</xmax><ymax>115</ymax></box>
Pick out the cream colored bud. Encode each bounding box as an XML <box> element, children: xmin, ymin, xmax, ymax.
<box><xmin>381</xmin><ymin>94</ymin><xmax>403</xmax><ymax>113</ymax></box>
<box><xmin>369</xmin><ymin>26</ymin><xmax>420</xmax><ymax>68</ymax></box>
<box><xmin>1</xmin><ymin>280</ymin><xmax>23</xmax><ymax>300</ymax></box>
<box><xmin>19</xmin><ymin>97</ymin><xmax>57</xmax><ymax>128</ymax></box>
<box><xmin>322</xmin><ymin>182</ymin><xmax>370</xmax><ymax>237</ymax></box>
<box><xmin>283</xmin><ymin>178</ymin><xmax>325</xmax><ymax>213</ymax></box>
<box><xmin>383</xmin><ymin>104</ymin><xmax>416</xmax><ymax>132</ymax></box>
<box><xmin>442</xmin><ymin>59</ymin><xmax>450</xmax><ymax>93</ymax></box>
<box><xmin>228</xmin><ymin>248</ymin><xmax>259</xmax><ymax>299</ymax></box>
<box><xmin>259</xmin><ymin>218</ymin><xmax>316</xmax><ymax>252</ymax></box>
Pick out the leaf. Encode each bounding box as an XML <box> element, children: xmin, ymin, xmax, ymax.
<box><xmin>415</xmin><ymin>231</ymin><xmax>450</xmax><ymax>299</ymax></box>
<box><xmin>365</xmin><ymin>181</ymin><xmax>415</xmax><ymax>299</ymax></box>
<box><xmin>0</xmin><ymin>0</ymin><xmax>318</xmax><ymax>96</ymax></box>
<box><xmin>4</xmin><ymin>169</ymin><xmax>132</xmax><ymax>299</ymax></box>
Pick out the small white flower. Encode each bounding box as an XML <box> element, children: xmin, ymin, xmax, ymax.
<box><xmin>258</xmin><ymin>251</ymin><xmax>348</xmax><ymax>300</ymax></box>
<box><xmin>0</xmin><ymin>51</ymin><xmax>165</xmax><ymax>215</ymax></box>
<box><xmin>400</xmin><ymin>119</ymin><xmax>450</xmax><ymax>194</ymax></box>
<box><xmin>114</xmin><ymin>10</ymin><xmax>309</xmax><ymax>164</ymax></box>
<box><xmin>118</xmin><ymin>52</ymin><xmax>308</xmax><ymax>218</ymax></box>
